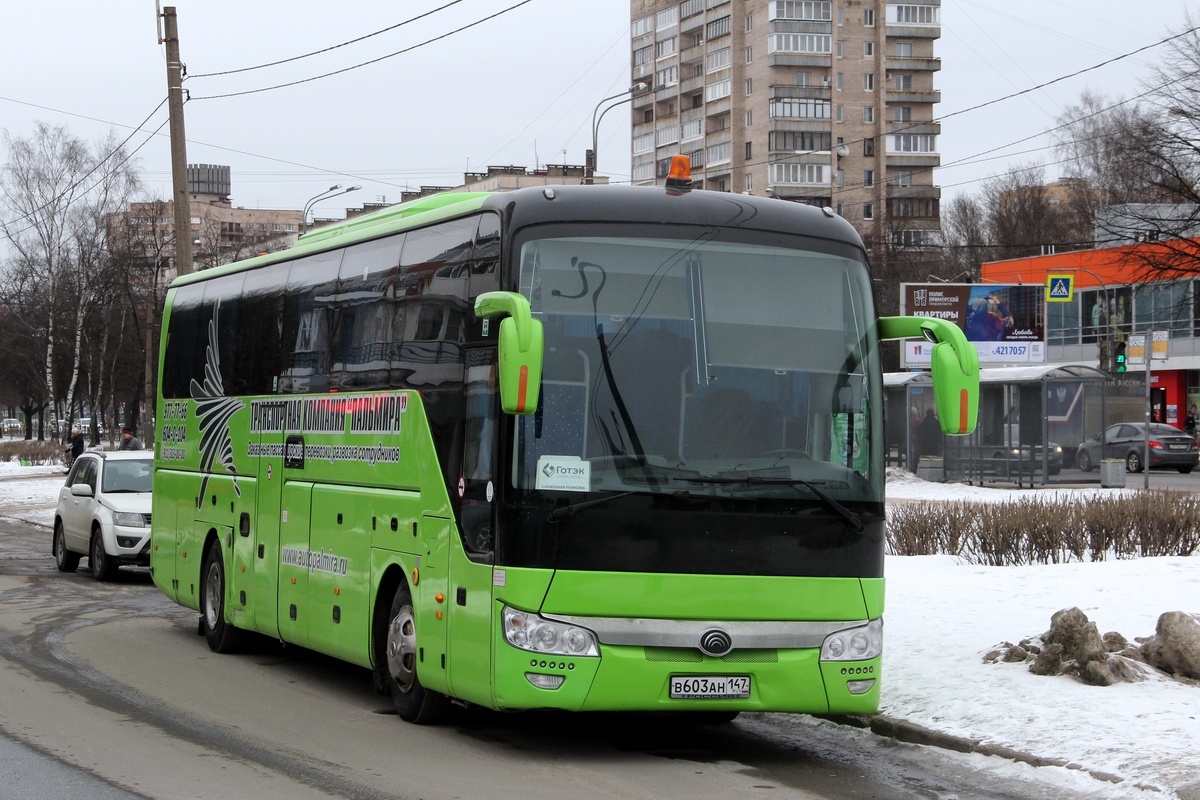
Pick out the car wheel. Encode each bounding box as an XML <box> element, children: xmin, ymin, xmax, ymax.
<box><xmin>201</xmin><ymin>539</ymin><xmax>246</xmax><ymax>654</ymax></box>
<box><xmin>53</xmin><ymin>521</ymin><xmax>79</xmax><ymax>573</ymax></box>
<box><xmin>1125</xmin><ymin>451</ymin><xmax>1143</xmax><ymax>473</ymax></box>
<box><xmin>1076</xmin><ymin>450</ymin><xmax>1093</xmax><ymax>472</ymax></box>
<box><xmin>385</xmin><ymin>583</ymin><xmax>450</xmax><ymax>724</ymax></box>
<box><xmin>90</xmin><ymin>529</ymin><xmax>116</xmax><ymax>581</ymax></box>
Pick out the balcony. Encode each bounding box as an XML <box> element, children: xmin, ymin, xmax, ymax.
<box><xmin>769</xmin><ymin>85</ymin><xmax>832</xmax><ymax>101</ymax></box>
<box><xmin>768</xmin><ymin>53</ymin><xmax>833</xmax><ymax>68</ymax></box>
<box><xmin>885</xmin><ymin>23</ymin><xmax>940</xmax><ymax>38</ymax></box>
<box><xmin>705</xmin><ymin>97</ymin><xmax>732</xmax><ymax>117</ymax></box>
<box><xmin>885</xmin><ymin>89</ymin><xmax>941</xmax><ymax>105</ymax></box>
<box><xmin>886</xmin><ymin>121</ymin><xmax>941</xmax><ymax>136</ymax></box>
<box><xmin>885</xmin><ymin>153</ymin><xmax>939</xmax><ymax>168</ymax></box>
<box><xmin>885</xmin><ymin>56</ymin><xmax>941</xmax><ymax>72</ymax></box>
<box><xmin>680</xmin><ymin>44</ymin><xmax>704</xmax><ymax>64</ymax></box>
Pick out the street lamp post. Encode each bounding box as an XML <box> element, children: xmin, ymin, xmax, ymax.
<box><xmin>302</xmin><ymin>184</ymin><xmax>362</xmax><ymax>233</ymax></box>
<box><xmin>585</xmin><ymin>83</ymin><xmax>648</xmax><ymax>185</ymax></box>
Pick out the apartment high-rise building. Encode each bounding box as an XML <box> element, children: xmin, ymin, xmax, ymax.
<box><xmin>629</xmin><ymin>0</ymin><xmax>941</xmax><ymax>252</ymax></box>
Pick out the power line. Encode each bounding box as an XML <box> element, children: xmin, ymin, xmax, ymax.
<box><xmin>187</xmin><ymin>0</ymin><xmax>468</xmax><ymax>79</ymax></box>
<box><xmin>189</xmin><ymin>0</ymin><xmax>537</xmax><ymax>101</ymax></box>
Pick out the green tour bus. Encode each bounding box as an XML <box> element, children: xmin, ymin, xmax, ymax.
<box><xmin>151</xmin><ymin>162</ymin><xmax>977</xmax><ymax>723</ymax></box>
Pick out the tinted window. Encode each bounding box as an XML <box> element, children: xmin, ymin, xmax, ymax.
<box><xmin>279</xmin><ymin>249</ymin><xmax>345</xmax><ymax>393</ymax></box>
<box><xmin>235</xmin><ymin>262</ymin><xmax>289</xmax><ymax>394</ymax></box>
<box><xmin>161</xmin><ymin>282</ymin><xmax>206</xmax><ymax>399</ymax></box>
<box><xmin>199</xmin><ymin>272</ymin><xmax>246</xmax><ymax>396</ymax></box>
<box><xmin>331</xmin><ymin>235</ymin><xmax>404</xmax><ymax>390</ymax></box>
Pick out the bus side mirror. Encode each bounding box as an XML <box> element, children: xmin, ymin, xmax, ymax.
<box><xmin>474</xmin><ymin>291</ymin><xmax>543</xmax><ymax>415</ymax></box>
<box><xmin>878</xmin><ymin>316</ymin><xmax>979</xmax><ymax>435</ymax></box>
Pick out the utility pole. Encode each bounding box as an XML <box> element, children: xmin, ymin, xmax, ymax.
<box><xmin>161</xmin><ymin>6</ymin><xmax>193</xmax><ymax>276</ymax></box>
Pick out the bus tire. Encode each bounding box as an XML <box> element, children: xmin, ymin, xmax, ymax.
<box><xmin>385</xmin><ymin>583</ymin><xmax>449</xmax><ymax>724</ymax></box>
<box><xmin>201</xmin><ymin>539</ymin><xmax>245</xmax><ymax>654</ymax></box>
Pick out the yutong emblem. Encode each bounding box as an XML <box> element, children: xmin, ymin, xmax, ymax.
<box><xmin>698</xmin><ymin>628</ymin><xmax>733</xmax><ymax>657</ymax></box>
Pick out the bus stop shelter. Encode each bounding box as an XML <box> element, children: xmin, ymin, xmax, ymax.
<box><xmin>886</xmin><ymin>364</ymin><xmax>1113</xmax><ymax>485</ymax></box>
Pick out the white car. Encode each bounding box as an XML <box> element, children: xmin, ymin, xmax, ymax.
<box><xmin>53</xmin><ymin>450</ymin><xmax>153</xmax><ymax>581</ymax></box>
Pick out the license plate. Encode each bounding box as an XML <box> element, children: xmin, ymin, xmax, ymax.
<box><xmin>669</xmin><ymin>675</ymin><xmax>751</xmax><ymax>699</ymax></box>
<box><xmin>1169</xmin><ymin>444</ymin><xmax>1187</xmax><ymax>450</ymax></box>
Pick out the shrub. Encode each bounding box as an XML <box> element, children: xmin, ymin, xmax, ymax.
<box><xmin>887</xmin><ymin>491</ymin><xmax>1200</xmax><ymax>565</ymax></box>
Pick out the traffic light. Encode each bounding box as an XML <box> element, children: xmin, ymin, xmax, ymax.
<box><xmin>1114</xmin><ymin>341</ymin><xmax>1127</xmax><ymax>373</ymax></box>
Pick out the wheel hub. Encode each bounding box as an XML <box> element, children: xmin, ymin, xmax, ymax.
<box><xmin>386</xmin><ymin>605</ymin><xmax>418</xmax><ymax>694</ymax></box>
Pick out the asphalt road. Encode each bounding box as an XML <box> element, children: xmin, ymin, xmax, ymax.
<box><xmin>0</xmin><ymin>511</ymin><xmax>1123</xmax><ymax>800</ymax></box>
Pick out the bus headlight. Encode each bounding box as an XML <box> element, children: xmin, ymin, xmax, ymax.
<box><xmin>820</xmin><ymin>618</ymin><xmax>882</xmax><ymax>662</ymax></box>
<box><xmin>502</xmin><ymin>606</ymin><xmax>599</xmax><ymax>657</ymax></box>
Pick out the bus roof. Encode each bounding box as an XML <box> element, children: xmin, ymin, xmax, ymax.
<box><xmin>169</xmin><ymin>184</ymin><xmax>865</xmax><ymax>288</ymax></box>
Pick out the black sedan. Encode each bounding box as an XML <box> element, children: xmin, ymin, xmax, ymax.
<box><xmin>1076</xmin><ymin>423</ymin><xmax>1199</xmax><ymax>474</ymax></box>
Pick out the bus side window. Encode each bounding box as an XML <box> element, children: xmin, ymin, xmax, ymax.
<box><xmin>459</xmin><ymin>349</ymin><xmax>497</xmax><ymax>559</ymax></box>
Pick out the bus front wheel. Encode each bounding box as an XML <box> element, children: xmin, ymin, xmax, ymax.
<box><xmin>201</xmin><ymin>540</ymin><xmax>245</xmax><ymax>654</ymax></box>
<box><xmin>386</xmin><ymin>583</ymin><xmax>449</xmax><ymax>724</ymax></box>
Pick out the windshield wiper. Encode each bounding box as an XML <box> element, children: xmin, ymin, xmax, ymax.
<box><xmin>678</xmin><ymin>476</ymin><xmax>864</xmax><ymax>534</ymax></box>
<box><xmin>547</xmin><ymin>491</ymin><xmax>638</xmax><ymax>521</ymax></box>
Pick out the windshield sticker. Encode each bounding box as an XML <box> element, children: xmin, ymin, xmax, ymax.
<box><xmin>536</xmin><ymin>455</ymin><xmax>590</xmax><ymax>492</ymax></box>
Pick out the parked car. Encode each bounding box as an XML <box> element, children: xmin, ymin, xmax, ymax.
<box><xmin>965</xmin><ymin>442</ymin><xmax>1064</xmax><ymax>476</ymax></box>
<box><xmin>53</xmin><ymin>450</ymin><xmax>153</xmax><ymax>580</ymax></box>
<box><xmin>1076</xmin><ymin>423</ymin><xmax>1199</xmax><ymax>474</ymax></box>
<box><xmin>2</xmin><ymin>418</ymin><xmax>19</xmax><ymax>436</ymax></box>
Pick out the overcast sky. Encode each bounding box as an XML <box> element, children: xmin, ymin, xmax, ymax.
<box><xmin>0</xmin><ymin>1</ymin><xmax>1196</xmax><ymax>220</ymax></box>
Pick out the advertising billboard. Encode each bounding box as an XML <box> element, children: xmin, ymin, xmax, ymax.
<box><xmin>900</xmin><ymin>283</ymin><xmax>1046</xmax><ymax>367</ymax></box>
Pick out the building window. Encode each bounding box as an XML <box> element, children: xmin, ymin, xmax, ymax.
<box><xmin>836</xmin><ymin>168</ymin><xmax>844</xmax><ymax>187</ymax></box>
<box><xmin>707</xmin><ymin>141</ymin><xmax>732</xmax><ymax>165</ymax></box>
<box><xmin>864</xmin><ymin>41</ymin><xmax>874</xmax><ymax>57</ymax></box>
<box><xmin>633</xmin><ymin>133</ymin><xmax>654</xmax><ymax>153</ymax></box>
<box><xmin>705</xmin><ymin>78</ymin><xmax>732</xmax><ymax>101</ymax></box>
<box><xmin>836</xmin><ymin>72</ymin><xmax>843</xmax><ymax>90</ymax></box>
<box><xmin>863</xmin><ymin>137</ymin><xmax>875</xmax><ymax>156</ymax></box>
<box><xmin>864</xmin><ymin>73</ymin><xmax>875</xmax><ymax>91</ymax></box>
<box><xmin>864</xmin><ymin>106</ymin><xmax>874</xmax><ymax>123</ymax></box>
<box><xmin>657</xmin><ymin>157</ymin><xmax>674</xmax><ymax>179</ymax></box>
<box><xmin>656</xmin><ymin>37</ymin><xmax>677</xmax><ymax>59</ymax></box>
<box><xmin>746</xmin><ymin>13</ymin><xmax>753</xmax><ymax>31</ymax></box>
<box><xmin>644</xmin><ymin>110</ymin><xmax>654</xmax><ymax>123</ymax></box>
<box><xmin>634</xmin><ymin>45</ymin><xmax>653</xmax><ymax>66</ymax></box>
<box><xmin>896</xmin><ymin>73</ymin><xmax>913</xmax><ymax>90</ymax></box>
<box><xmin>656</xmin><ymin>7</ymin><xmax>678</xmax><ymax>29</ymax></box>
<box><xmin>706</xmin><ymin>46</ymin><xmax>731</xmax><ymax>72</ymax></box>
<box><xmin>836</xmin><ymin>202</ymin><xmax>844</xmax><ymax>215</ymax></box>
<box><xmin>836</xmin><ymin>104</ymin><xmax>843</xmax><ymax>122</ymax></box>
<box><xmin>889</xmin><ymin>4</ymin><xmax>940</xmax><ymax>25</ymax></box>
<box><xmin>633</xmin><ymin>162</ymin><xmax>655</xmax><ymax>181</ymax></box>
<box><xmin>745</xmin><ymin>109</ymin><xmax>753</xmax><ymax>126</ymax></box>
<box><xmin>770</xmin><ymin>1</ymin><xmax>832</xmax><ymax>21</ymax></box>
<box><xmin>864</xmin><ymin>8</ymin><xmax>875</xmax><ymax>26</ymax></box>
<box><xmin>692</xmin><ymin>93</ymin><xmax>703</xmax><ymax>108</ymax></box>
<box><xmin>746</xmin><ymin>46</ymin><xmax>753</xmax><ymax>64</ymax></box>
<box><xmin>864</xmin><ymin>169</ymin><xmax>874</xmax><ymax>187</ymax></box>
<box><xmin>895</xmin><ymin>106</ymin><xmax>912</xmax><ymax>122</ymax></box>
<box><xmin>718</xmin><ymin>179</ymin><xmax>727</xmax><ymax>192</ymax></box>
<box><xmin>890</xmin><ymin>133</ymin><xmax>937</xmax><ymax>153</ymax></box>
<box><xmin>746</xmin><ymin>141</ymin><xmax>753</xmax><ymax>159</ymax></box>
<box><xmin>896</xmin><ymin>40</ymin><xmax>913</xmax><ymax>57</ymax></box>
<box><xmin>657</xmin><ymin>65</ymin><xmax>678</xmax><ymax>87</ymax></box>
<box><xmin>837</xmin><ymin>39</ymin><xmax>844</xmax><ymax>57</ymax></box>
<box><xmin>632</xmin><ymin>16</ymin><xmax>653</xmax><ymax>37</ymax></box>
<box><xmin>894</xmin><ymin>169</ymin><xmax>913</xmax><ymax>187</ymax></box>
<box><xmin>768</xmin><ymin>33</ymin><xmax>832</xmax><ymax>54</ymax></box>
<box><xmin>745</xmin><ymin>173</ymin><xmax>754</xmax><ymax>192</ymax></box>
<box><xmin>796</xmin><ymin>71</ymin><xmax>812</xmax><ymax>87</ymax></box>
<box><xmin>707</xmin><ymin>15</ymin><xmax>731</xmax><ymax>39</ymax></box>
<box><xmin>770</xmin><ymin>163</ymin><xmax>829</xmax><ymax>185</ymax></box>
<box><xmin>656</xmin><ymin>125</ymin><xmax>680</xmax><ymax>147</ymax></box>
<box><xmin>682</xmin><ymin>119</ymin><xmax>703</xmax><ymax>140</ymax></box>
<box><xmin>769</xmin><ymin>98</ymin><xmax>832</xmax><ymax>119</ymax></box>
<box><xmin>745</xmin><ymin>78</ymin><xmax>753</xmax><ymax>95</ymax></box>
<box><xmin>863</xmin><ymin>203</ymin><xmax>873</xmax><ymax>220</ymax></box>
<box><xmin>681</xmin><ymin>0</ymin><xmax>703</xmax><ymax>18</ymax></box>
<box><xmin>769</xmin><ymin>130</ymin><xmax>831</xmax><ymax>151</ymax></box>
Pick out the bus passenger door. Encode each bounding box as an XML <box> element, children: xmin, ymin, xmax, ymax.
<box><xmin>417</xmin><ymin>514</ymin><xmax>451</xmax><ymax>695</ymax></box>
<box><xmin>250</xmin><ymin>405</ymin><xmax>289</xmax><ymax>640</ymax></box>
<box><xmin>447</xmin><ymin>353</ymin><xmax>498</xmax><ymax>705</ymax></box>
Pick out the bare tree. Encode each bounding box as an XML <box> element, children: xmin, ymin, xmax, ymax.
<box><xmin>0</xmin><ymin>124</ymin><xmax>141</xmax><ymax>438</ymax></box>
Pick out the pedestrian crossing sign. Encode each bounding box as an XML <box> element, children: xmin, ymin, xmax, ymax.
<box><xmin>1046</xmin><ymin>274</ymin><xmax>1074</xmax><ymax>302</ymax></box>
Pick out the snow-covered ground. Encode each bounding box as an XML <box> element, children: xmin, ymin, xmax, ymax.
<box><xmin>2</xmin><ymin>459</ymin><xmax>1196</xmax><ymax>798</ymax></box>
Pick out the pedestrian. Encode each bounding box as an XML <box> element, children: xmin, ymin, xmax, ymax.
<box><xmin>64</xmin><ymin>428</ymin><xmax>85</xmax><ymax>469</ymax></box>
<box><xmin>118</xmin><ymin>427</ymin><xmax>144</xmax><ymax>451</ymax></box>
<box><xmin>919</xmin><ymin>408</ymin><xmax>942</xmax><ymax>457</ymax></box>
<box><xmin>908</xmin><ymin>406</ymin><xmax>922</xmax><ymax>470</ymax></box>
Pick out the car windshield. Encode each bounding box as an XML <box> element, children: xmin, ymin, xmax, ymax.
<box><xmin>512</xmin><ymin>227</ymin><xmax>879</xmax><ymax>504</ymax></box>
<box><xmin>102</xmin><ymin>459</ymin><xmax>153</xmax><ymax>493</ymax></box>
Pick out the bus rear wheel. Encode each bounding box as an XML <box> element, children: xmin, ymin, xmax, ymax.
<box><xmin>201</xmin><ymin>540</ymin><xmax>245</xmax><ymax>654</ymax></box>
<box><xmin>385</xmin><ymin>583</ymin><xmax>449</xmax><ymax>724</ymax></box>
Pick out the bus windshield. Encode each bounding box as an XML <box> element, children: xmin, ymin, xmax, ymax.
<box><xmin>514</xmin><ymin>227</ymin><xmax>879</xmax><ymax>504</ymax></box>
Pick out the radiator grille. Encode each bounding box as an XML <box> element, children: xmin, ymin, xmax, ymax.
<box><xmin>644</xmin><ymin>647</ymin><xmax>779</xmax><ymax>663</ymax></box>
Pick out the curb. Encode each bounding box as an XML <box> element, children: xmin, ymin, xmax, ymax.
<box><xmin>819</xmin><ymin>713</ymin><xmax>1127</xmax><ymax>786</ymax></box>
